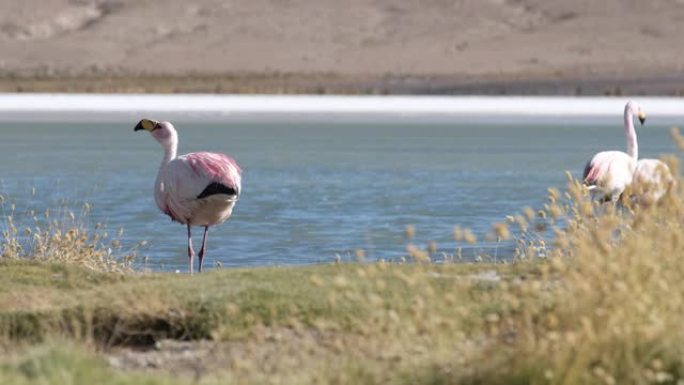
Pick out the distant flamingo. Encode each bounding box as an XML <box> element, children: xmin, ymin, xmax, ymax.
<box><xmin>135</xmin><ymin>119</ymin><xmax>241</xmax><ymax>274</ymax></box>
<box><xmin>583</xmin><ymin>101</ymin><xmax>646</xmax><ymax>202</ymax></box>
<box><xmin>632</xmin><ymin>158</ymin><xmax>675</xmax><ymax>205</ymax></box>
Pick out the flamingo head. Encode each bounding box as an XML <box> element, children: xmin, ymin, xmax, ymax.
<box><xmin>134</xmin><ymin>119</ymin><xmax>177</xmax><ymax>145</ymax></box>
<box><xmin>626</xmin><ymin>101</ymin><xmax>646</xmax><ymax>125</ymax></box>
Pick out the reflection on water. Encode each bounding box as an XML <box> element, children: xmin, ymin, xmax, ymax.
<box><xmin>0</xmin><ymin>121</ymin><xmax>676</xmax><ymax>270</ymax></box>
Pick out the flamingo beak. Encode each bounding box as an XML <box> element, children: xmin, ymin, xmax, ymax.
<box><xmin>134</xmin><ymin>119</ymin><xmax>160</xmax><ymax>132</ymax></box>
<box><xmin>638</xmin><ymin>111</ymin><xmax>646</xmax><ymax>125</ymax></box>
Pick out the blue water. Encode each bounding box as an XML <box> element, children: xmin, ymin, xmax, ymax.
<box><xmin>0</xmin><ymin>121</ymin><xmax>676</xmax><ymax>270</ymax></box>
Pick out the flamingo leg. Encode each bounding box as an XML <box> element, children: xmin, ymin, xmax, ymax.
<box><xmin>198</xmin><ymin>226</ymin><xmax>209</xmax><ymax>273</ymax></box>
<box><xmin>187</xmin><ymin>224</ymin><xmax>195</xmax><ymax>275</ymax></box>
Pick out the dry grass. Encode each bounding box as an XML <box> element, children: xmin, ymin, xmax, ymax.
<box><xmin>450</xmin><ymin>156</ymin><xmax>684</xmax><ymax>384</ymax></box>
<box><xmin>0</xmin><ymin>195</ymin><xmax>136</xmax><ymax>273</ymax></box>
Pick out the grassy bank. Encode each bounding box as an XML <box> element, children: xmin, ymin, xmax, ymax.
<box><xmin>1</xmin><ymin>261</ymin><xmax>506</xmax><ymax>344</ymax></box>
<box><xmin>1</xmin><ymin>147</ymin><xmax>684</xmax><ymax>384</ymax></box>
<box><xmin>0</xmin><ymin>261</ymin><xmax>520</xmax><ymax>384</ymax></box>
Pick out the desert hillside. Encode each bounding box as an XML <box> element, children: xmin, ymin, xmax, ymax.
<box><xmin>1</xmin><ymin>0</ymin><xmax>683</xmax><ymax>93</ymax></box>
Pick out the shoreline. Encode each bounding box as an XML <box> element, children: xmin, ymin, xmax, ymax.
<box><xmin>3</xmin><ymin>73</ymin><xmax>684</xmax><ymax>97</ymax></box>
<box><xmin>1</xmin><ymin>93</ymin><xmax>684</xmax><ymax>124</ymax></box>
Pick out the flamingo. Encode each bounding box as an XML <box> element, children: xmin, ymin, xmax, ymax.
<box><xmin>632</xmin><ymin>158</ymin><xmax>675</xmax><ymax>205</ymax></box>
<box><xmin>582</xmin><ymin>101</ymin><xmax>646</xmax><ymax>202</ymax></box>
<box><xmin>134</xmin><ymin>119</ymin><xmax>241</xmax><ymax>274</ymax></box>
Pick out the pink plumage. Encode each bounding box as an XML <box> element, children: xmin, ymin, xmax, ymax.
<box><xmin>135</xmin><ymin>119</ymin><xmax>242</xmax><ymax>274</ymax></box>
<box><xmin>582</xmin><ymin>159</ymin><xmax>604</xmax><ymax>185</ymax></box>
<box><xmin>183</xmin><ymin>152</ymin><xmax>242</xmax><ymax>193</ymax></box>
<box><xmin>159</xmin><ymin>152</ymin><xmax>241</xmax><ymax>226</ymax></box>
<box><xmin>582</xmin><ymin>151</ymin><xmax>635</xmax><ymax>190</ymax></box>
<box><xmin>582</xmin><ymin>101</ymin><xmax>645</xmax><ymax>202</ymax></box>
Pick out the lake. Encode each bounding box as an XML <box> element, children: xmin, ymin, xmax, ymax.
<box><xmin>0</xmin><ymin>96</ymin><xmax>679</xmax><ymax>270</ymax></box>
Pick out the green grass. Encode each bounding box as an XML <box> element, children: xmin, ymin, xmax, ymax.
<box><xmin>0</xmin><ymin>261</ymin><xmax>512</xmax><ymax>344</ymax></box>
<box><xmin>0</xmin><ymin>261</ymin><xmax>521</xmax><ymax>384</ymax></box>
<box><xmin>0</xmin><ymin>341</ymin><xmax>175</xmax><ymax>385</ymax></box>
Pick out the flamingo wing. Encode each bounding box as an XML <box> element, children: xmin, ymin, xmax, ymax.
<box><xmin>158</xmin><ymin>152</ymin><xmax>242</xmax><ymax>223</ymax></box>
<box><xmin>582</xmin><ymin>159</ymin><xmax>604</xmax><ymax>186</ymax></box>
<box><xmin>582</xmin><ymin>151</ymin><xmax>635</xmax><ymax>199</ymax></box>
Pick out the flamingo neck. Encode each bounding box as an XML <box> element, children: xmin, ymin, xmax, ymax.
<box><xmin>161</xmin><ymin>139</ymin><xmax>177</xmax><ymax>165</ymax></box>
<box><xmin>155</xmin><ymin>139</ymin><xmax>177</xmax><ymax>198</ymax></box>
<box><xmin>624</xmin><ymin>110</ymin><xmax>638</xmax><ymax>160</ymax></box>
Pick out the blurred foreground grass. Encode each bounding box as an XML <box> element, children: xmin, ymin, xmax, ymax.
<box><xmin>2</xmin><ymin>136</ymin><xmax>684</xmax><ymax>384</ymax></box>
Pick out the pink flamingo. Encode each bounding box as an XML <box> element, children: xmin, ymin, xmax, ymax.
<box><xmin>583</xmin><ymin>101</ymin><xmax>646</xmax><ymax>202</ymax></box>
<box><xmin>135</xmin><ymin>119</ymin><xmax>241</xmax><ymax>274</ymax></box>
<box><xmin>633</xmin><ymin>158</ymin><xmax>675</xmax><ymax>205</ymax></box>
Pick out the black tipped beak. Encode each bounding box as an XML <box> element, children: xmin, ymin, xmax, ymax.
<box><xmin>134</xmin><ymin>119</ymin><xmax>159</xmax><ymax>132</ymax></box>
<box><xmin>639</xmin><ymin>116</ymin><xmax>646</xmax><ymax>125</ymax></box>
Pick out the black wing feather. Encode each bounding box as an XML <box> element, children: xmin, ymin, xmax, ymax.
<box><xmin>197</xmin><ymin>182</ymin><xmax>238</xmax><ymax>199</ymax></box>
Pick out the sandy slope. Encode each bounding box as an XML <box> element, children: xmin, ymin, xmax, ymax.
<box><xmin>1</xmin><ymin>0</ymin><xmax>684</xmax><ymax>93</ymax></box>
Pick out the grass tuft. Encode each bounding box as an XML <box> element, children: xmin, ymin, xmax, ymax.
<box><xmin>0</xmin><ymin>196</ymin><xmax>136</xmax><ymax>273</ymax></box>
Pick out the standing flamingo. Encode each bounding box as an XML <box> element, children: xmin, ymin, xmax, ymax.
<box><xmin>632</xmin><ymin>158</ymin><xmax>675</xmax><ymax>205</ymax></box>
<box><xmin>582</xmin><ymin>101</ymin><xmax>646</xmax><ymax>202</ymax></box>
<box><xmin>135</xmin><ymin>119</ymin><xmax>241</xmax><ymax>274</ymax></box>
